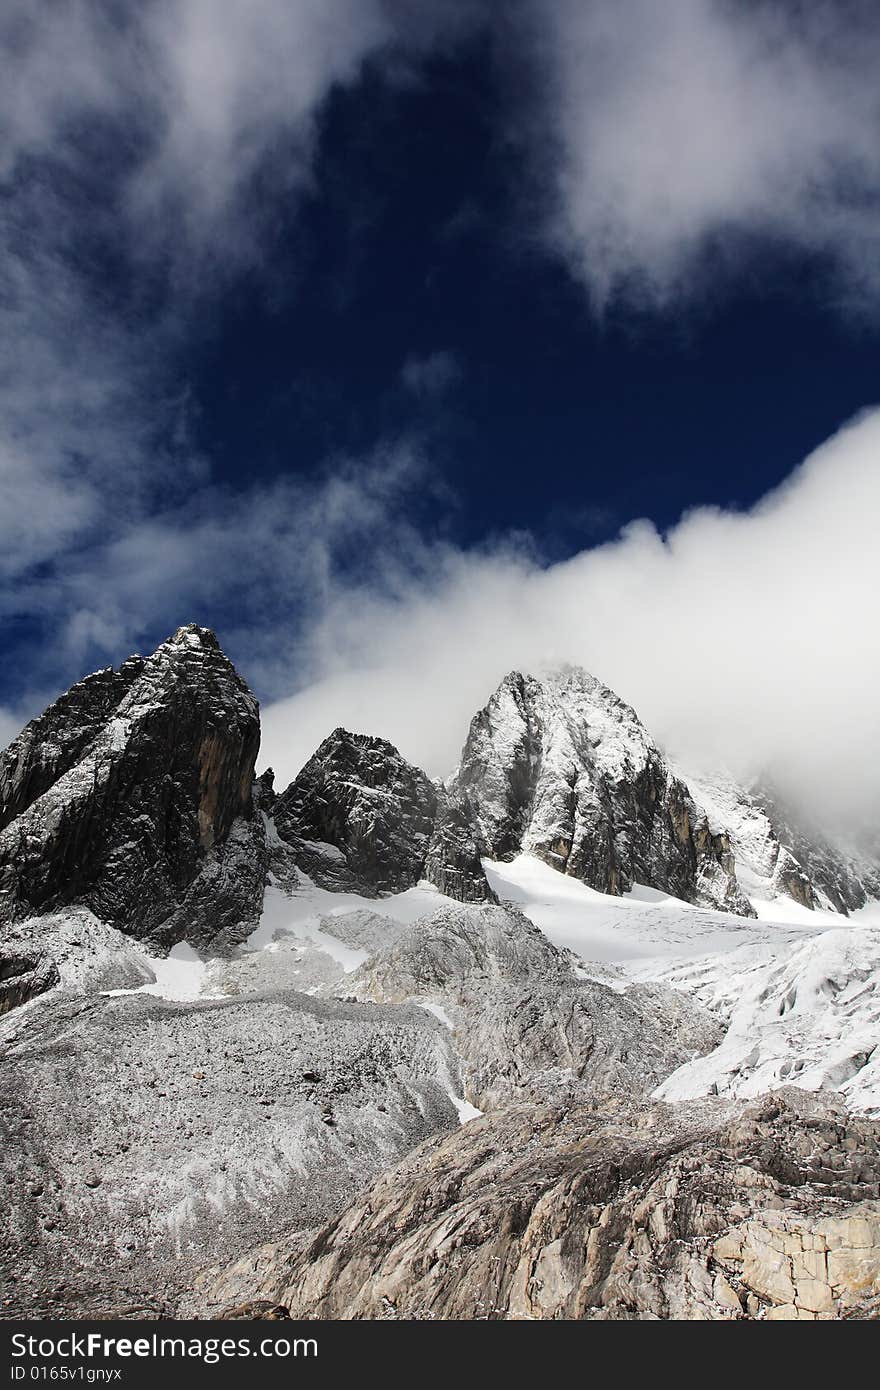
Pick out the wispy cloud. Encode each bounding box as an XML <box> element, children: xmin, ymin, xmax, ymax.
<box><xmin>1</xmin><ymin>441</ymin><xmax>435</xmax><ymax>705</ymax></box>
<box><xmin>400</xmin><ymin>350</ymin><xmax>461</xmax><ymax>397</ymax></box>
<box><xmin>0</xmin><ymin>1</ymin><xmax>469</xmax><ymax>705</ymax></box>
<box><xmin>524</xmin><ymin>0</ymin><xmax>880</xmax><ymax>311</ymax></box>
<box><xmin>262</xmin><ymin>408</ymin><xmax>880</xmax><ymax>831</ymax></box>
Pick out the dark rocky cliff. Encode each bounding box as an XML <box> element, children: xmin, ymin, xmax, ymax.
<box><xmin>0</xmin><ymin>625</ymin><xmax>266</xmax><ymax>948</ymax></box>
<box><xmin>273</xmin><ymin>727</ymin><xmax>495</xmax><ymax>903</ymax></box>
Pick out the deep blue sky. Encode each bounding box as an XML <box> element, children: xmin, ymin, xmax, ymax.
<box><xmin>187</xmin><ymin>42</ymin><xmax>878</xmax><ymax>561</ymax></box>
<box><xmin>2</xmin><ymin>2</ymin><xmax>880</xmax><ymax>734</ymax></box>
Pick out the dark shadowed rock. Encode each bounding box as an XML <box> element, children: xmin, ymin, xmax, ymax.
<box><xmin>453</xmin><ymin>669</ymin><xmax>754</xmax><ymax>915</ymax></box>
<box><xmin>273</xmin><ymin>728</ymin><xmax>494</xmax><ymax>902</ymax></box>
<box><xmin>0</xmin><ymin>950</ymin><xmax>59</xmax><ymax>1014</ymax></box>
<box><xmin>0</xmin><ymin>659</ymin><xmax>145</xmax><ymax>834</ymax></box>
<box><xmin>423</xmin><ymin>790</ymin><xmax>496</xmax><ymax>903</ymax></box>
<box><xmin>0</xmin><ymin>625</ymin><xmax>266</xmax><ymax>948</ymax></box>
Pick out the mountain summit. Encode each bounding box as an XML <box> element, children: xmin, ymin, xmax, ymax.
<box><xmin>451</xmin><ymin>667</ymin><xmax>754</xmax><ymax>915</ymax></box>
<box><xmin>0</xmin><ymin>625</ymin><xmax>266</xmax><ymax>947</ymax></box>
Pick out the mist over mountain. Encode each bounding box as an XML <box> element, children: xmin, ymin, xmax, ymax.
<box><xmin>3</xmin><ymin>0</ymin><xmax>880</xmax><ymax>1330</ymax></box>
<box><xmin>1</xmin><ymin>626</ymin><xmax>879</xmax><ymax>1319</ymax></box>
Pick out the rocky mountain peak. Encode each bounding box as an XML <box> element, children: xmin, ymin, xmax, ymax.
<box><xmin>0</xmin><ymin>625</ymin><xmax>266</xmax><ymax>947</ymax></box>
<box><xmin>272</xmin><ymin>725</ymin><xmax>494</xmax><ymax>903</ymax></box>
<box><xmin>453</xmin><ymin>664</ymin><xmax>754</xmax><ymax>914</ymax></box>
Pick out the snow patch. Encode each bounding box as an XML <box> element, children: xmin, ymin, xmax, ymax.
<box><xmin>247</xmin><ymin>872</ymin><xmax>448</xmax><ymax>971</ymax></box>
<box><xmin>652</xmin><ymin>926</ymin><xmax>880</xmax><ymax>1114</ymax></box>
<box><xmin>104</xmin><ymin>942</ymin><xmax>214</xmax><ymax>1002</ymax></box>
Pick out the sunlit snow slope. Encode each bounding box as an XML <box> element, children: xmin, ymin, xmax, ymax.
<box><xmin>486</xmin><ymin>854</ymin><xmax>880</xmax><ymax>1114</ymax></box>
<box><xmin>113</xmin><ymin>849</ymin><xmax>879</xmax><ymax>1116</ymax></box>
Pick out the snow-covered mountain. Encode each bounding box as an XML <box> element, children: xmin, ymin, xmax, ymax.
<box><xmin>680</xmin><ymin>766</ymin><xmax>880</xmax><ymax>915</ymax></box>
<box><xmin>451</xmin><ymin>667</ymin><xmax>754</xmax><ymax>915</ymax></box>
<box><xmin>1</xmin><ymin>628</ymin><xmax>878</xmax><ymax>1321</ymax></box>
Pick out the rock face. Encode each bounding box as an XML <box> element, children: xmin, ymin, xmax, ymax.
<box><xmin>273</xmin><ymin>728</ymin><xmax>494</xmax><ymax>904</ymax></box>
<box><xmin>0</xmin><ymin>974</ymin><xmax>461</xmax><ymax>1319</ymax></box>
<box><xmin>234</xmin><ymin>1091</ymin><xmax>880</xmax><ymax>1321</ymax></box>
<box><xmin>345</xmin><ymin>901</ymin><xmax>721</xmax><ymax>1110</ymax></box>
<box><xmin>452</xmin><ymin>669</ymin><xmax>754</xmax><ymax>915</ymax></box>
<box><xmin>423</xmin><ymin>789</ymin><xmax>494</xmax><ymax>904</ymax></box>
<box><xmin>0</xmin><ymin>950</ymin><xmax>59</xmax><ymax>1014</ymax></box>
<box><xmin>0</xmin><ymin>625</ymin><xmax>266</xmax><ymax>948</ymax></box>
<box><xmin>683</xmin><ymin>769</ymin><xmax>880</xmax><ymax>916</ymax></box>
<box><xmin>753</xmin><ymin>785</ymin><xmax>880</xmax><ymax>915</ymax></box>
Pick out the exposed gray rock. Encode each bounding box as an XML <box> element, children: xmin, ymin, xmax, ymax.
<box><xmin>0</xmin><ymin>625</ymin><xmax>267</xmax><ymax>949</ymax></box>
<box><xmin>0</xmin><ymin>659</ymin><xmax>145</xmax><ymax>834</ymax></box>
<box><xmin>0</xmin><ymin>950</ymin><xmax>59</xmax><ymax>1014</ymax></box>
<box><xmin>314</xmin><ymin>909</ymin><xmax>411</xmax><ymax>956</ymax></box>
<box><xmin>452</xmin><ymin>669</ymin><xmax>754</xmax><ymax>915</ymax></box>
<box><xmin>274</xmin><ymin>729</ymin><xmax>436</xmax><ymax>896</ymax></box>
<box><xmin>273</xmin><ymin>728</ymin><xmax>494</xmax><ymax>903</ymax></box>
<box><xmin>344</xmin><ymin>901</ymin><xmax>722</xmax><ymax>1110</ymax></box>
<box><xmin>230</xmin><ymin>1090</ymin><xmax>880</xmax><ymax>1321</ymax></box>
<box><xmin>0</xmin><ymin>980</ymin><xmax>461</xmax><ymax>1319</ymax></box>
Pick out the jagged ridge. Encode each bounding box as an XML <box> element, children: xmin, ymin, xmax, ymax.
<box><xmin>451</xmin><ymin>668</ymin><xmax>755</xmax><ymax>915</ymax></box>
<box><xmin>0</xmin><ymin>625</ymin><xmax>266</xmax><ymax>948</ymax></box>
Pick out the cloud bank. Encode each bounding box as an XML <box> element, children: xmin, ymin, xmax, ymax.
<box><xmin>529</xmin><ymin>0</ymin><xmax>880</xmax><ymax>309</ymax></box>
<box><xmin>3</xmin><ymin>2</ymin><xmax>880</xmax><ymax>839</ymax></box>
<box><xmin>262</xmin><ymin>408</ymin><xmax>880</xmax><ymax>831</ymax></box>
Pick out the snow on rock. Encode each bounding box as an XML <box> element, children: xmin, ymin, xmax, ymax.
<box><xmin>650</xmin><ymin>925</ymin><xmax>880</xmax><ymax>1114</ymax></box>
<box><xmin>682</xmin><ymin>765</ymin><xmax>880</xmax><ymax>916</ymax></box>
<box><xmin>453</xmin><ymin>668</ymin><xmax>753</xmax><ymax>915</ymax></box>
<box><xmin>484</xmin><ymin>852</ymin><xmax>805</xmax><ymax>965</ymax></box>
<box><xmin>486</xmin><ymin>850</ymin><xmax>880</xmax><ymax>1114</ymax></box>
<box><xmin>105</xmin><ymin>942</ymin><xmax>212</xmax><ymax>1003</ymax></box>
<box><xmin>270</xmin><ymin>728</ymin><xmax>494</xmax><ymax>904</ymax></box>
<box><xmin>0</xmin><ymin>625</ymin><xmax>267</xmax><ymax>950</ymax></box>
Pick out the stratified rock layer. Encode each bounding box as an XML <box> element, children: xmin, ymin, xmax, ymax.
<box><xmin>0</xmin><ymin>625</ymin><xmax>266</xmax><ymax>948</ymax></box>
<box><xmin>237</xmin><ymin>1091</ymin><xmax>880</xmax><ymax>1320</ymax></box>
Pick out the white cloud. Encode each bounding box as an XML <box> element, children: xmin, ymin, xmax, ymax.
<box><xmin>0</xmin><ymin>1</ymin><xmax>470</xmax><ymax>700</ymax></box>
<box><xmin>526</xmin><ymin>0</ymin><xmax>880</xmax><ymax>310</ymax></box>
<box><xmin>262</xmin><ymin>408</ymin><xmax>880</xmax><ymax>832</ymax></box>
<box><xmin>0</xmin><ymin>1</ymin><xmax>397</xmax><ymax>264</ymax></box>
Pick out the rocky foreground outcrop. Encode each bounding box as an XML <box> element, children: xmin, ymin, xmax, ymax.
<box><xmin>452</xmin><ymin>669</ymin><xmax>755</xmax><ymax>916</ymax></box>
<box><xmin>204</xmin><ymin>1090</ymin><xmax>880</xmax><ymax>1320</ymax></box>
<box><xmin>0</xmin><ymin>626</ymin><xmax>266</xmax><ymax>948</ymax></box>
